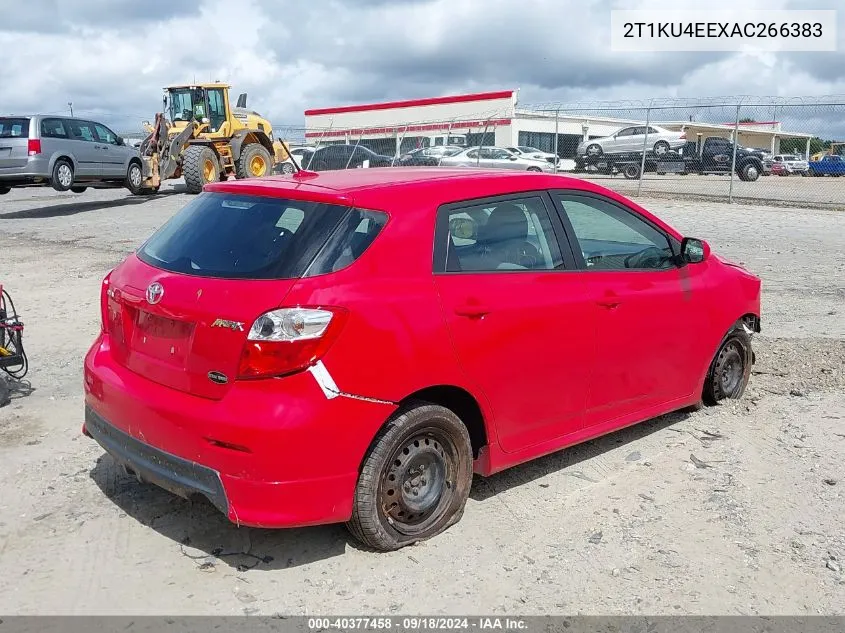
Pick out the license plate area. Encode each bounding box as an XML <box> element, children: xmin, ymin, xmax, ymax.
<box><xmin>131</xmin><ymin>310</ymin><xmax>194</xmax><ymax>366</ymax></box>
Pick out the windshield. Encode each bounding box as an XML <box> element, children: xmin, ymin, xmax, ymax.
<box><xmin>169</xmin><ymin>89</ymin><xmax>199</xmax><ymax>122</ymax></box>
<box><xmin>518</xmin><ymin>146</ymin><xmax>542</xmax><ymax>153</ymax></box>
<box><xmin>137</xmin><ymin>193</ymin><xmax>385</xmax><ymax>279</ymax></box>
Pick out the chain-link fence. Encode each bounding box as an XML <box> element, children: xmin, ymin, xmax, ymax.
<box><xmin>520</xmin><ymin>96</ymin><xmax>845</xmax><ymax>209</ymax></box>
<box><xmin>108</xmin><ymin>95</ymin><xmax>845</xmax><ymax>209</ymax></box>
<box><xmin>270</xmin><ymin>95</ymin><xmax>845</xmax><ymax>209</ymax></box>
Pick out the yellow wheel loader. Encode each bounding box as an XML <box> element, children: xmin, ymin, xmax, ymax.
<box><xmin>138</xmin><ymin>83</ymin><xmax>291</xmax><ymax>194</ymax></box>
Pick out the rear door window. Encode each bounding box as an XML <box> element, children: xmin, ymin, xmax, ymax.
<box><xmin>137</xmin><ymin>192</ymin><xmax>387</xmax><ymax>279</ymax></box>
<box><xmin>68</xmin><ymin>120</ymin><xmax>97</xmax><ymax>142</ymax></box>
<box><xmin>0</xmin><ymin>118</ymin><xmax>30</xmax><ymax>138</ymax></box>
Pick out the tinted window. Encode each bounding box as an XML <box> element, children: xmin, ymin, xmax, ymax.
<box><xmin>137</xmin><ymin>193</ymin><xmax>364</xmax><ymax>279</ymax></box>
<box><xmin>0</xmin><ymin>118</ymin><xmax>29</xmax><ymax>138</ymax></box>
<box><xmin>437</xmin><ymin>197</ymin><xmax>564</xmax><ymax>273</ymax></box>
<box><xmin>41</xmin><ymin>118</ymin><xmax>68</xmax><ymax>138</ymax></box>
<box><xmin>94</xmin><ymin>123</ymin><xmax>118</xmax><ymax>144</ymax></box>
<box><xmin>68</xmin><ymin>120</ymin><xmax>96</xmax><ymax>142</ymax></box>
<box><xmin>556</xmin><ymin>193</ymin><xmax>675</xmax><ymax>271</ymax></box>
<box><xmin>616</xmin><ymin>128</ymin><xmax>634</xmax><ymax>137</ymax></box>
<box><xmin>305</xmin><ymin>210</ymin><xmax>388</xmax><ymax>276</ymax></box>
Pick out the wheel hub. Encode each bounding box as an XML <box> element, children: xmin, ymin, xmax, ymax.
<box><xmin>381</xmin><ymin>434</ymin><xmax>450</xmax><ymax>531</ymax></box>
<box><xmin>716</xmin><ymin>342</ymin><xmax>744</xmax><ymax>395</ymax></box>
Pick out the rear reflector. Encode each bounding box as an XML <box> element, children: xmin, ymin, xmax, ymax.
<box><xmin>27</xmin><ymin>139</ymin><xmax>41</xmax><ymax>156</ymax></box>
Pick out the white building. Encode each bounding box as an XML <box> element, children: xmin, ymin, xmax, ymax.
<box><xmin>304</xmin><ymin>89</ymin><xmax>813</xmax><ymax>158</ymax></box>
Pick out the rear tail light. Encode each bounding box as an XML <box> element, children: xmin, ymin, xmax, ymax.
<box><xmin>100</xmin><ymin>273</ymin><xmax>112</xmax><ymax>333</ymax></box>
<box><xmin>237</xmin><ymin>307</ymin><xmax>347</xmax><ymax>379</ymax></box>
<box><xmin>27</xmin><ymin>139</ymin><xmax>41</xmax><ymax>156</ymax></box>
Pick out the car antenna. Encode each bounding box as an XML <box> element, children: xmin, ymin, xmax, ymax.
<box><xmin>285</xmin><ymin>141</ymin><xmax>319</xmax><ymax>179</ymax></box>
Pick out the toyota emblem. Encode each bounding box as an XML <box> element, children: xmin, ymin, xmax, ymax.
<box><xmin>146</xmin><ymin>282</ymin><xmax>164</xmax><ymax>305</ymax></box>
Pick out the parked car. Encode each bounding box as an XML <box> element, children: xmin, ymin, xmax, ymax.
<box><xmin>577</xmin><ymin>125</ymin><xmax>686</xmax><ymax>157</ymax></box>
<box><xmin>808</xmin><ymin>154</ymin><xmax>845</xmax><ymax>176</ymax></box>
<box><xmin>440</xmin><ymin>146</ymin><xmax>555</xmax><ymax>172</ymax></box>
<box><xmin>506</xmin><ymin>145</ymin><xmax>558</xmax><ymax>163</ymax></box>
<box><xmin>0</xmin><ymin>115</ymin><xmax>143</xmax><ymax>195</ymax></box>
<box><xmin>397</xmin><ymin>145</ymin><xmax>463</xmax><ymax>166</ymax></box>
<box><xmin>305</xmin><ymin>144</ymin><xmax>395</xmax><ymax>171</ymax></box>
<box><xmin>770</xmin><ymin>161</ymin><xmax>788</xmax><ymax>176</ymax></box>
<box><xmin>83</xmin><ymin>167</ymin><xmax>761</xmax><ymax>551</ymax></box>
<box><xmin>274</xmin><ymin>145</ymin><xmax>317</xmax><ymax>174</ymax></box>
<box><xmin>771</xmin><ymin>154</ymin><xmax>809</xmax><ymax>175</ymax></box>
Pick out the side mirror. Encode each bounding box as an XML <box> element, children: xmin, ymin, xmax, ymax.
<box><xmin>509</xmin><ymin>155</ymin><xmax>518</xmax><ymax>161</ymax></box>
<box><xmin>116</xmin><ymin>136</ymin><xmax>125</xmax><ymax>146</ymax></box>
<box><xmin>680</xmin><ymin>237</ymin><xmax>710</xmax><ymax>264</ymax></box>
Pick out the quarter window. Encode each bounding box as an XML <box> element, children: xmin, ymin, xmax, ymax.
<box><xmin>556</xmin><ymin>193</ymin><xmax>676</xmax><ymax>271</ymax></box>
<box><xmin>41</xmin><ymin>118</ymin><xmax>68</xmax><ymax>138</ymax></box>
<box><xmin>437</xmin><ymin>197</ymin><xmax>564</xmax><ymax>272</ymax></box>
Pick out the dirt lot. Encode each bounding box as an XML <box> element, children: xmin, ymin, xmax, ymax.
<box><xmin>0</xmin><ymin>181</ymin><xmax>843</xmax><ymax>615</ymax></box>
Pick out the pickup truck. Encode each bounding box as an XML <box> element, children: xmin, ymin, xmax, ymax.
<box><xmin>575</xmin><ymin>136</ymin><xmax>766</xmax><ymax>181</ymax></box>
<box><xmin>808</xmin><ymin>154</ymin><xmax>845</xmax><ymax>177</ymax></box>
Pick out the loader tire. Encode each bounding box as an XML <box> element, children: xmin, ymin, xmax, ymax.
<box><xmin>183</xmin><ymin>145</ymin><xmax>220</xmax><ymax>194</ymax></box>
<box><xmin>236</xmin><ymin>143</ymin><xmax>273</xmax><ymax>180</ymax></box>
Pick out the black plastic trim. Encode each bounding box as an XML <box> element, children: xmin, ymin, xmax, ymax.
<box><xmin>85</xmin><ymin>405</ymin><xmax>229</xmax><ymax>516</ymax></box>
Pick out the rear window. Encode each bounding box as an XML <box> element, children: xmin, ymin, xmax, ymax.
<box><xmin>137</xmin><ymin>192</ymin><xmax>387</xmax><ymax>280</ymax></box>
<box><xmin>0</xmin><ymin>118</ymin><xmax>30</xmax><ymax>138</ymax></box>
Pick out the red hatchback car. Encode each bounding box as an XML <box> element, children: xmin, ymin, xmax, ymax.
<box><xmin>83</xmin><ymin>168</ymin><xmax>761</xmax><ymax>551</ymax></box>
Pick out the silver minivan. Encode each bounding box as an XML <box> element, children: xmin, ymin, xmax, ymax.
<box><xmin>0</xmin><ymin>115</ymin><xmax>143</xmax><ymax>195</ymax></box>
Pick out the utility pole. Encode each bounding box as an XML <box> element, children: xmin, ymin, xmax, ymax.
<box><xmin>68</xmin><ymin>102</ymin><xmax>73</xmax><ymax>116</ymax></box>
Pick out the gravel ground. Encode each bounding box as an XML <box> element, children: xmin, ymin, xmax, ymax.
<box><xmin>0</xmin><ymin>182</ymin><xmax>843</xmax><ymax>615</ymax></box>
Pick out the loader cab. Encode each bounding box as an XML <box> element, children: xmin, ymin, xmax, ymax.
<box><xmin>166</xmin><ymin>84</ymin><xmax>231</xmax><ymax>135</ymax></box>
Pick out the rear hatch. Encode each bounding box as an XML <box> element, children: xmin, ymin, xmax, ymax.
<box><xmin>103</xmin><ymin>191</ymin><xmax>371</xmax><ymax>400</ymax></box>
<box><xmin>0</xmin><ymin>117</ymin><xmax>32</xmax><ymax>169</ymax></box>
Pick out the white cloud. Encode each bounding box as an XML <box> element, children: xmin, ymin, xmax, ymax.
<box><xmin>1</xmin><ymin>0</ymin><xmax>843</xmax><ymax>137</ymax></box>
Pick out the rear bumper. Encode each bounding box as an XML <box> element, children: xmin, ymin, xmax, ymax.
<box><xmin>83</xmin><ymin>333</ymin><xmax>397</xmax><ymax>528</ymax></box>
<box><xmin>84</xmin><ymin>405</ymin><xmax>230</xmax><ymax>516</ymax></box>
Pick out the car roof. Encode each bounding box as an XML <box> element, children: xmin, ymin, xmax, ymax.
<box><xmin>204</xmin><ymin>167</ymin><xmax>610</xmax><ymax>212</ymax></box>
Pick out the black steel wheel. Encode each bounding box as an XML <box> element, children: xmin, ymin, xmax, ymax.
<box><xmin>347</xmin><ymin>403</ymin><xmax>473</xmax><ymax>551</ymax></box>
<box><xmin>703</xmin><ymin>325</ymin><xmax>753</xmax><ymax>405</ymax></box>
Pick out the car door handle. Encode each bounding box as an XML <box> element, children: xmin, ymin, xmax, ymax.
<box><xmin>454</xmin><ymin>304</ymin><xmax>491</xmax><ymax>318</ymax></box>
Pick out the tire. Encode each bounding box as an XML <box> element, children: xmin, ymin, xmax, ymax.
<box><xmin>280</xmin><ymin>161</ymin><xmax>295</xmax><ymax>175</ymax></box>
<box><xmin>527</xmin><ymin>166</ymin><xmax>542</xmax><ymax>172</ymax></box>
<box><xmin>236</xmin><ymin>143</ymin><xmax>273</xmax><ymax>180</ymax></box>
<box><xmin>125</xmin><ymin>161</ymin><xmax>143</xmax><ymax>194</ymax></box>
<box><xmin>51</xmin><ymin>159</ymin><xmax>74</xmax><ymax>192</ymax></box>
<box><xmin>70</xmin><ymin>186</ymin><xmax>87</xmax><ymax>194</ymax></box>
<box><xmin>182</xmin><ymin>145</ymin><xmax>220</xmax><ymax>194</ymax></box>
<box><xmin>738</xmin><ymin>162</ymin><xmax>760</xmax><ymax>182</ymax></box>
<box><xmin>346</xmin><ymin>402</ymin><xmax>473</xmax><ymax>551</ymax></box>
<box><xmin>0</xmin><ymin>186</ymin><xmax>10</xmax><ymax>195</ymax></box>
<box><xmin>703</xmin><ymin>325</ymin><xmax>753</xmax><ymax>406</ymax></box>
<box><xmin>585</xmin><ymin>143</ymin><xmax>603</xmax><ymax>157</ymax></box>
<box><xmin>623</xmin><ymin>163</ymin><xmax>641</xmax><ymax>180</ymax></box>
<box><xmin>653</xmin><ymin>140</ymin><xmax>670</xmax><ymax>156</ymax></box>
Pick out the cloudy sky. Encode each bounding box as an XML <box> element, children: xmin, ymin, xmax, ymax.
<box><xmin>1</xmin><ymin>0</ymin><xmax>843</xmax><ymax>135</ymax></box>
